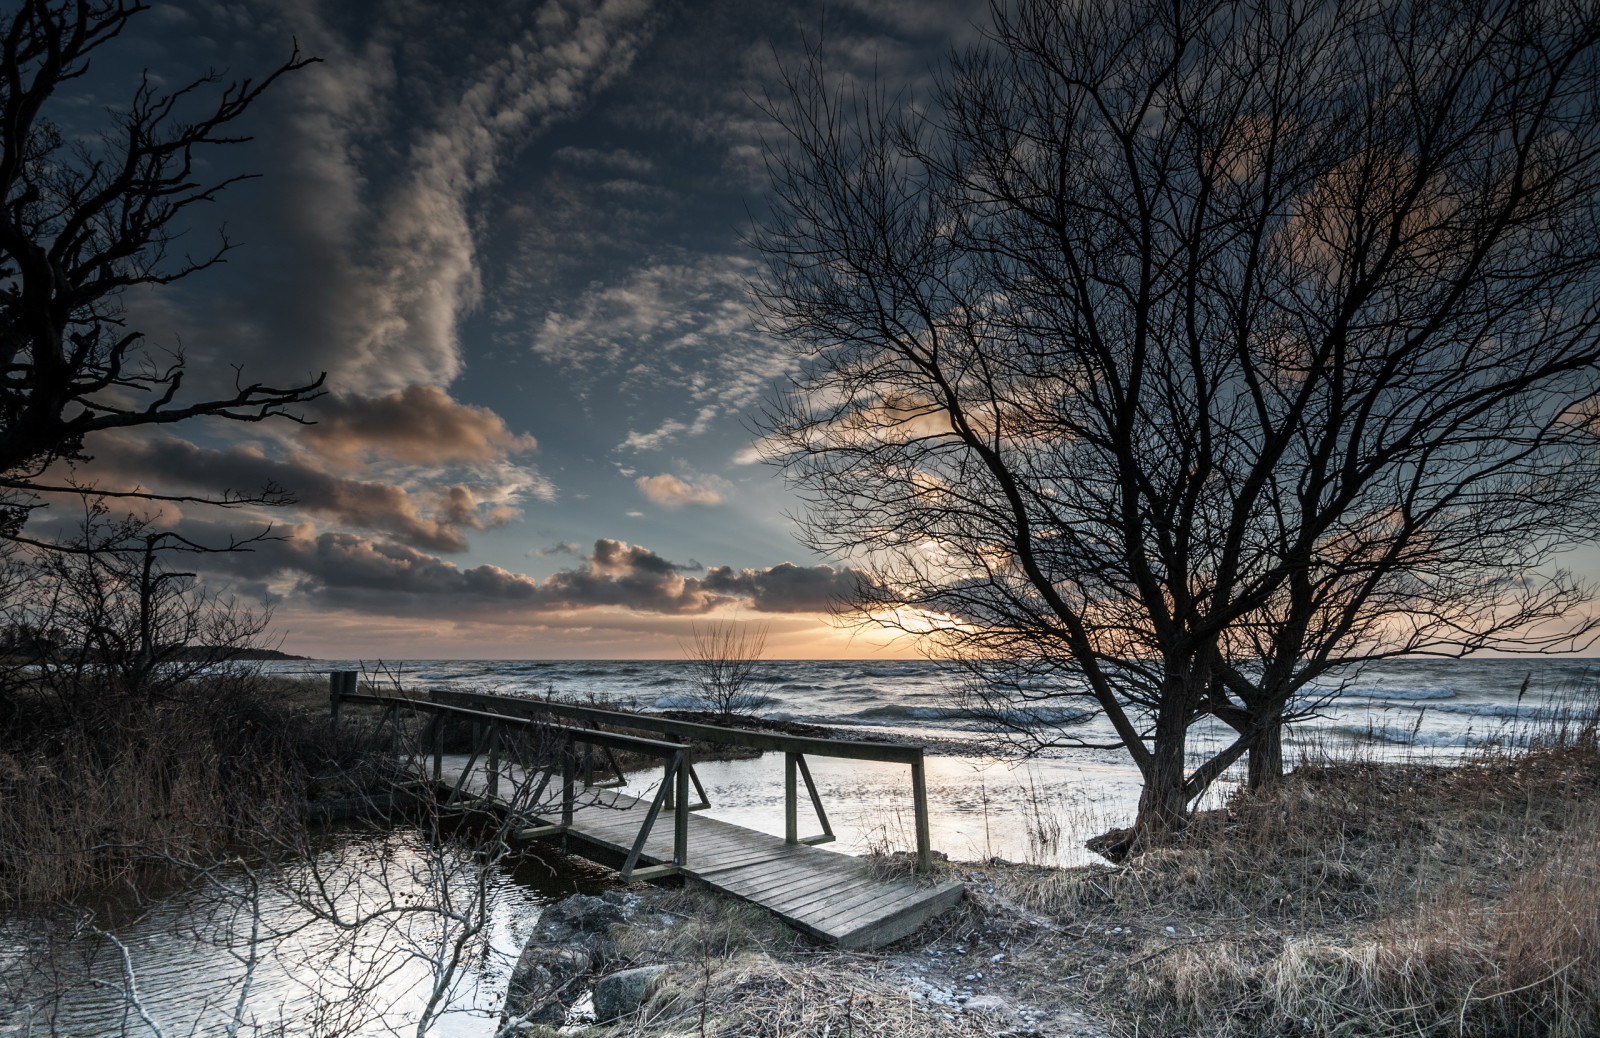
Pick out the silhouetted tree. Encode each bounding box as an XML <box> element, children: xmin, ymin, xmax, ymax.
<box><xmin>0</xmin><ymin>0</ymin><xmax>324</xmax><ymax>530</ymax></box>
<box><xmin>753</xmin><ymin>0</ymin><xmax>1600</xmax><ymax>849</ymax></box>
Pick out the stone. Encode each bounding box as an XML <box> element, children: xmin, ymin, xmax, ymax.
<box><xmin>593</xmin><ymin>964</ymin><xmax>668</xmax><ymax>1022</ymax></box>
<box><xmin>501</xmin><ymin>944</ymin><xmax>594</xmax><ymax>1026</ymax></box>
<box><xmin>500</xmin><ymin>894</ymin><xmax>630</xmax><ymax>1029</ymax></box>
<box><xmin>542</xmin><ymin>893</ymin><xmax>625</xmax><ymax>935</ymax></box>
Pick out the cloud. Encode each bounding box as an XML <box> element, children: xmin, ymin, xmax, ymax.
<box><xmin>78</xmin><ymin>433</ymin><xmax>524</xmax><ymax>553</ymax></box>
<box><xmin>142</xmin><ymin>0</ymin><xmax>660</xmax><ymax>399</ymax></box>
<box><xmin>553</xmin><ymin>145</ymin><xmax>655</xmax><ymax>174</ymax></box>
<box><xmin>701</xmin><ymin>562</ymin><xmax>866</xmax><ymax>614</ymax></box>
<box><xmin>301</xmin><ymin>385</ymin><xmax>539</xmax><ymax>465</ymax></box>
<box><xmin>621</xmin><ymin>405</ymin><xmax>717</xmax><ymax>451</ymax></box>
<box><xmin>190</xmin><ymin>526</ymin><xmax>874</xmax><ymax>617</ymax></box>
<box><xmin>635</xmin><ymin>471</ymin><xmax>729</xmax><ymax>507</ymax></box>
<box><xmin>527</xmin><ymin>254</ymin><xmax>791</xmax><ymax>448</ymax></box>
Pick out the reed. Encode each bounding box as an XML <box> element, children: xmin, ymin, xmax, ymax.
<box><xmin>0</xmin><ymin>672</ymin><xmax>382</xmax><ymax>903</ymax></box>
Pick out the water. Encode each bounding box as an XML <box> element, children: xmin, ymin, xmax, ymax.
<box><xmin>0</xmin><ymin>830</ymin><xmax>607</xmax><ymax>1038</ymax></box>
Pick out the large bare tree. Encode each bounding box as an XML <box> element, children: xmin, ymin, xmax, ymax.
<box><xmin>0</xmin><ymin>0</ymin><xmax>324</xmax><ymax>531</ymax></box>
<box><xmin>753</xmin><ymin>0</ymin><xmax>1600</xmax><ymax>848</ymax></box>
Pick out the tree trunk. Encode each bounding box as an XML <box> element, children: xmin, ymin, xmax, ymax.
<box><xmin>1246</xmin><ymin>720</ymin><xmax>1285</xmax><ymax>791</ymax></box>
<box><xmin>1132</xmin><ymin>698</ymin><xmax>1192</xmax><ymax>850</ymax></box>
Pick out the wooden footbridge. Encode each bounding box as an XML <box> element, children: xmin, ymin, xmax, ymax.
<box><xmin>328</xmin><ymin>675</ymin><xmax>963</xmax><ymax>949</ymax></box>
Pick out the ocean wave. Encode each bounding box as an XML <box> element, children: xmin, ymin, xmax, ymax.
<box><xmin>1426</xmin><ymin>700</ymin><xmax>1592</xmax><ymax>720</ymax></box>
<box><xmin>645</xmin><ymin>692</ymin><xmax>783</xmax><ymax>711</ymax></box>
<box><xmin>1350</xmin><ymin>686</ymin><xmax>1456</xmax><ymax>701</ymax></box>
<box><xmin>841</xmin><ymin>704</ymin><xmax>1094</xmax><ymax>726</ymax></box>
<box><xmin>1335</xmin><ymin>723</ymin><xmax>1468</xmax><ymax>747</ymax></box>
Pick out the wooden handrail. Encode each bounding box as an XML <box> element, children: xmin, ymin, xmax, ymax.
<box><xmin>330</xmin><ymin>682</ymin><xmax>693</xmax><ymax>877</ymax></box>
<box><xmin>426</xmin><ymin>687</ymin><xmax>933</xmax><ymax>872</ymax></box>
<box><xmin>428</xmin><ymin>688</ymin><xmax>925</xmax><ymax>763</ymax></box>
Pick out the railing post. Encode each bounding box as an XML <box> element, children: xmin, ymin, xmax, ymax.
<box><xmin>561</xmin><ymin>733</ymin><xmax>575</xmax><ymax>827</ymax></box>
<box><xmin>674</xmin><ymin>749</ymin><xmax>690</xmax><ymax>867</ymax></box>
<box><xmin>911</xmin><ymin>750</ymin><xmax>932</xmax><ymax>873</ymax></box>
<box><xmin>784</xmin><ymin>751</ymin><xmax>798</xmax><ymax>844</ymax></box>
<box><xmin>487</xmin><ymin>720</ymin><xmax>500</xmax><ymax>798</ymax></box>
<box><xmin>329</xmin><ymin>670</ymin><xmax>356</xmax><ymax>728</ymax></box>
<box><xmin>432</xmin><ymin>711</ymin><xmax>444</xmax><ymax>783</ymax></box>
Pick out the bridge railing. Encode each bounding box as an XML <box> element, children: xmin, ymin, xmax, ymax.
<box><xmin>425</xmin><ymin>687</ymin><xmax>935</xmax><ymax>872</ymax></box>
<box><xmin>328</xmin><ymin>675</ymin><xmax>690</xmax><ymax>881</ymax></box>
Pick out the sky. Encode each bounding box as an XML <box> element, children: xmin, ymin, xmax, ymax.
<box><xmin>29</xmin><ymin>0</ymin><xmax>996</xmax><ymax>660</ymax></box>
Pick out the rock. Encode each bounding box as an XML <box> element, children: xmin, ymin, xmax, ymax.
<box><xmin>542</xmin><ymin>893</ymin><xmax>626</xmax><ymax>935</ymax></box>
<box><xmin>964</xmin><ymin>994</ymin><xmax>1010</xmax><ymax>1014</ymax></box>
<box><xmin>502</xmin><ymin>943</ymin><xmax>594</xmax><ymax>1026</ymax></box>
<box><xmin>500</xmin><ymin>894</ymin><xmax>628</xmax><ymax>1029</ymax></box>
<box><xmin>593</xmin><ymin>964</ymin><xmax>668</xmax><ymax>1022</ymax></box>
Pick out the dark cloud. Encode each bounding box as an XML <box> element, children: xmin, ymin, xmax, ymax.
<box><xmin>702</xmin><ymin>562</ymin><xmax>867</xmax><ymax>613</ymax></box>
<box><xmin>80</xmin><ymin>434</ymin><xmax>506</xmax><ymax>553</ymax></box>
<box><xmin>191</xmin><ymin>527</ymin><xmax>874</xmax><ymax>618</ymax></box>
<box><xmin>301</xmin><ymin>385</ymin><xmax>538</xmax><ymax>465</ymax></box>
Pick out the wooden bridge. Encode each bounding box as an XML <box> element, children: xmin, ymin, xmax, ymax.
<box><xmin>328</xmin><ymin>675</ymin><xmax>964</xmax><ymax>949</ymax></box>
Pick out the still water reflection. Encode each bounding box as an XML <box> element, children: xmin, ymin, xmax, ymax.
<box><xmin>1</xmin><ymin>829</ymin><xmax>605</xmax><ymax>1037</ymax></box>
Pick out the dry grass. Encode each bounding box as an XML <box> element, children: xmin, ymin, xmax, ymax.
<box><xmin>0</xmin><ymin>672</ymin><xmax>385</xmax><ymax>903</ymax></box>
<box><xmin>597</xmin><ymin>887</ymin><xmax>1000</xmax><ymax>1038</ymax></box>
<box><xmin>983</xmin><ymin>725</ymin><xmax>1600</xmax><ymax>1037</ymax></box>
<box><xmin>611</xmin><ymin>955</ymin><xmax>1002</xmax><ymax>1038</ymax></box>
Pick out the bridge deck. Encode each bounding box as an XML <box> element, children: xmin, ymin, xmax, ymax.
<box><xmin>438</xmin><ymin>757</ymin><xmax>964</xmax><ymax>949</ymax></box>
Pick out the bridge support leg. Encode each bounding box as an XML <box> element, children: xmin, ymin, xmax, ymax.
<box><xmin>561</xmin><ymin>735</ymin><xmax>575</xmax><ymax>827</ymax></box>
<box><xmin>674</xmin><ymin>749</ymin><xmax>690</xmax><ymax>867</ymax></box>
<box><xmin>911</xmin><ymin>751</ymin><xmax>932</xmax><ymax>873</ymax></box>
<box><xmin>784</xmin><ymin>752</ymin><xmax>798</xmax><ymax>844</ymax></box>
<box><xmin>487</xmin><ymin>721</ymin><xmax>500</xmax><ymax>798</ymax></box>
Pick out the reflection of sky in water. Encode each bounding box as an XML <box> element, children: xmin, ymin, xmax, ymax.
<box><xmin>1</xmin><ymin>830</ymin><xmax>599</xmax><ymax>1037</ymax></box>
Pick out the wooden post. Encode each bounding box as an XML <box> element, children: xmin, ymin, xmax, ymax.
<box><xmin>674</xmin><ymin>749</ymin><xmax>690</xmax><ymax>867</ymax></box>
<box><xmin>561</xmin><ymin>734</ymin><xmax>575</xmax><ymax>827</ymax></box>
<box><xmin>432</xmin><ymin>712</ymin><xmax>444</xmax><ymax>783</ymax></box>
<box><xmin>487</xmin><ymin>720</ymin><xmax>500</xmax><ymax>798</ymax></box>
<box><xmin>910</xmin><ymin>751</ymin><xmax>932</xmax><ymax>873</ymax></box>
<box><xmin>784</xmin><ymin>751</ymin><xmax>798</xmax><ymax>844</ymax></box>
<box><xmin>329</xmin><ymin>670</ymin><xmax>356</xmax><ymax>727</ymax></box>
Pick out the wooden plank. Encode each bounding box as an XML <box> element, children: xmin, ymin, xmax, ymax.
<box><xmin>832</xmin><ymin>876</ymin><xmax>966</xmax><ymax>940</ymax></box>
<box><xmin>797</xmin><ymin>880</ymin><xmax>940</xmax><ymax>930</ymax></box>
<box><xmin>691</xmin><ymin>846</ymin><xmax>813</xmax><ymax>873</ymax></box>
<box><xmin>775</xmin><ymin>873</ymin><xmax>926</xmax><ymax>921</ymax></box>
<box><xmin>806</xmin><ymin>879</ymin><xmax>965</xmax><ymax>940</ymax></box>
<box><xmin>706</xmin><ymin>860</ymin><xmax>846</xmax><ymax>898</ymax></box>
<box><xmin>716</xmin><ymin>861</ymin><xmax>868</xmax><ymax>905</ymax></box>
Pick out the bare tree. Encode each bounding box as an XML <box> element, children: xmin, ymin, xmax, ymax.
<box><xmin>682</xmin><ymin>620</ymin><xmax>771</xmax><ymax>718</ymax></box>
<box><xmin>0</xmin><ymin>0</ymin><xmax>325</xmax><ymax>530</ymax></box>
<box><xmin>0</xmin><ymin>502</ymin><xmax>276</xmax><ymax>707</ymax></box>
<box><xmin>752</xmin><ymin>0</ymin><xmax>1600</xmax><ymax>848</ymax></box>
